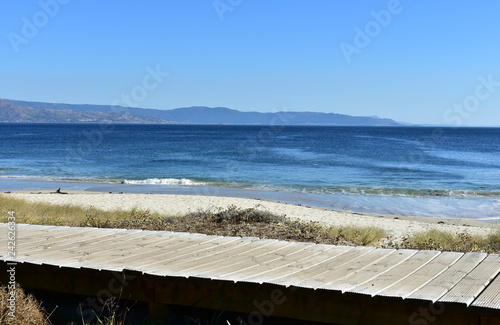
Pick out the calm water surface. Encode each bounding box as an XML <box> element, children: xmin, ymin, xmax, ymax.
<box><xmin>1</xmin><ymin>124</ymin><xmax>499</xmax><ymax>219</ymax></box>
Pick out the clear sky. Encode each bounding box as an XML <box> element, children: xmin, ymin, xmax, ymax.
<box><xmin>1</xmin><ymin>1</ymin><xmax>499</xmax><ymax>125</ymax></box>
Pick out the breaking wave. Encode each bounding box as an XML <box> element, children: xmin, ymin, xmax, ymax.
<box><xmin>123</xmin><ymin>178</ymin><xmax>207</xmax><ymax>186</ymax></box>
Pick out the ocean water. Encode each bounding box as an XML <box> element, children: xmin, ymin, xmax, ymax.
<box><xmin>0</xmin><ymin>123</ymin><xmax>499</xmax><ymax>220</ymax></box>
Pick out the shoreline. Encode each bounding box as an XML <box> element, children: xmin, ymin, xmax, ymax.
<box><xmin>4</xmin><ymin>190</ymin><xmax>498</xmax><ymax>243</ymax></box>
<box><xmin>2</xmin><ymin>177</ymin><xmax>500</xmax><ymax>221</ymax></box>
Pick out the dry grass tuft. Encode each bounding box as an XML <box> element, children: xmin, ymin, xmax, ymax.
<box><xmin>80</xmin><ymin>204</ymin><xmax>387</xmax><ymax>246</ymax></box>
<box><xmin>0</xmin><ymin>195</ymin><xmax>387</xmax><ymax>246</ymax></box>
<box><xmin>394</xmin><ymin>229</ymin><xmax>500</xmax><ymax>253</ymax></box>
<box><xmin>0</xmin><ymin>284</ymin><xmax>51</xmax><ymax>325</ymax></box>
<box><xmin>0</xmin><ymin>194</ymin><xmax>163</xmax><ymax>226</ymax></box>
<box><xmin>328</xmin><ymin>226</ymin><xmax>389</xmax><ymax>246</ymax></box>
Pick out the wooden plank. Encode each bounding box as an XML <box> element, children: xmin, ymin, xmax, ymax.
<box><xmin>137</xmin><ymin>236</ymin><xmax>270</xmax><ymax>271</ymax></box>
<box><xmin>376</xmin><ymin>251</ymin><xmax>463</xmax><ymax>299</ymax></box>
<box><xmin>204</xmin><ymin>243</ymin><xmax>340</xmax><ymax>283</ymax></box>
<box><xmin>323</xmin><ymin>249</ymin><xmax>417</xmax><ymax>292</ymax></box>
<box><xmin>72</xmin><ymin>235</ymin><xmax>241</xmax><ymax>270</ymax></box>
<box><xmin>348</xmin><ymin>250</ymin><xmax>439</xmax><ymax>296</ymax></box>
<box><xmin>14</xmin><ymin>231</ymin><xmax>131</xmax><ymax>265</ymax></box>
<box><xmin>58</xmin><ymin>231</ymin><xmax>162</xmax><ymax>268</ymax></box>
<box><xmin>19</xmin><ymin>224</ymin><xmax>70</xmax><ymax>232</ymax></box>
<box><xmin>14</xmin><ymin>227</ymin><xmax>97</xmax><ymax>249</ymax></box>
<box><xmin>219</xmin><ymin>244</ymin><xmax>343</xmax><ymax>285</ymax></box>
<box><xmin>17</xmin><ymin>230</ymin><xmax>151</xmax><ymax>266</ymax></box>
<box><xmin>54</xmin><ymin>231</ymin><xmax>214</xmax><ymax>268</ymax></box>
<box><xmin>290</xmin><ymin>246</ymin><xmax>375</xmax><ymax>288</ymax></box>
<box><xmin>66</xmin><ymin>230</ymin><xmax>193</xmax><ymax>265</ymax></box>
<box><xmin>17</xmin><ymin>224</ymin><xmax>90</xmax><ymax>239</ymax></box>
<box><xmin>14</xmin><ymin>225</ymin><xmax>68</xmax><ymax>241</ymax></box>
<box><xmin>121</xmin><ymin>236</ymin><xmax>254</xmax><ymax>272</ymax></box>
<box><xmin>17</xmin><ymin>227</ymin><xmax>127</xmax><ymax>253</ymax></box>
<box><xmin>76</xmin><ymin>230</ymin><xmax>196</xmax><ymax>265</ymax></box>
<box><xmin>21</xmin><ymin>229</ymin><xmax>131</xmax><ymax>259</ymax></box>
<box><xmin>298</xmin><ymin>248</ymin><xmax>395</xmax><ymax>290</ymax></box>
<box><xmin>154</xmin><ymin>240</ymin><xmax>291</xmax><ymax>277</ymax></box>
<box><xmin>439</xmin><ymin>254</ymin><xmax>500</xmax><ymax>306</ymax></box>
<box><xmin>191</xmin><ymin>241</ymin><xmax>308</xmax><ymax>279</ymax></box>
<box><xmin>472</xmin><ymin>273</ymin><xmax>500</xmax><ymax>310</ymax></box>
<box><xmin>408</xmin><ymin>252</ymin><xmax>487</xmax><ymax>302</ymax></box>
<box><xmin>255</xmin><ymin>246</ymin><xmax>355</xmax><ymax>286</ymax></box>
<box><xmin>17</xmin><ymin>228</ymin><xmax>194</xmax><ymax>269</ymax></box>
<box><xmin>31</xmin><ymin>230</ymin><xmax>196</xmax><ymax>261</ymax></box>
<box><xmin>60</xmin><ymin>229</ymin><xmax>146</xmax><ymax>257</ymax></box>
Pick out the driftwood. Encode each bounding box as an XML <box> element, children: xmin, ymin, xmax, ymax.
<box><xmin>50</xmin><ymin>188</ymin><xmax>68</xmax><ymax>194</ymax></box>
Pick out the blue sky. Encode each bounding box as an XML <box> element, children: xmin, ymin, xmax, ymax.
<box><xmin>1</xmin><ymin>1</ymin><xmax>499</xmax><ymax>125</ymax></box>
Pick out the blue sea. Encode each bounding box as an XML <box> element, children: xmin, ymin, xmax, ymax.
<box><xmin>1</xmin><ymin>123</ymin><xmax>499</xmax><ymax>220</ymax></box>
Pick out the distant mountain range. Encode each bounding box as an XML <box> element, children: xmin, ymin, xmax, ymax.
<box><xmin>1</xmin><ymin>98</ymin><xmax>402</xmax><ymax>126</ymax></box>
<box><xmin>0</xmin><ymin>99</ymin><xmax>174</xmax><ymax>124</ymax></box>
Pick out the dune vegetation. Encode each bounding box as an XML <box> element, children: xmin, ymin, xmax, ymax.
<box><xmin>1</xmin><ymin>194</ymin><xmax>499</xmax><ymax>252</ymax></box>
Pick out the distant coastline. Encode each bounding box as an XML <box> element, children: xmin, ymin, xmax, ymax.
<box><xmin>1</xmin><ymin>98</ymin><xmax>402</xmax><ymax>126</ymax></box>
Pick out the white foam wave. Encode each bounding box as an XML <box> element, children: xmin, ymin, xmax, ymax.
<box><xmin>123</xmin><ymin>178</ymin><xmax>207</xmax><ymax>186</ymax></box>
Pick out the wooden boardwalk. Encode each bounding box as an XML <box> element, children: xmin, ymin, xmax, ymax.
<box><xmin>1</xmin><ymin>224</ymin><xmax>500</xmax><ymax>324</ymax></box>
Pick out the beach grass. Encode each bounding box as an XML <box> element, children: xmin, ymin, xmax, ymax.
<box><xmin>0</xmin><ymin>284</ymin><xmax>51</xmax><ymax>325</ymax></box>
<box><xmin>2</xmin><ymin>194</ymin><xmax>499</xmax><ymax>252</ymax></box>
<box><xmin>0</xmin><ymin>194</ymin><xmax>155</xmax><ymax>226</ymax></box>
<box><xmin>395</xmin><ymin>229</ymin><xmax>500</xmax><ymax>254</ymax></box>
<box><xmin>0</xmin><ymin>195</ymin><xmax>386</xmax><ymax>246</ymax></box>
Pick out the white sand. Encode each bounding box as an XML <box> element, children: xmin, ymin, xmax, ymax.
<box><xmin>6</xmin><ymin>191</ymin><xmax>498</xmax><ymax>243</ymax></box>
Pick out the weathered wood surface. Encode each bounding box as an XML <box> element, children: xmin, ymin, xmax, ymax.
<box><xmin>1</xmin><ymin>224</ymin><xmax>500</xmax><ymax>313</ymax></box>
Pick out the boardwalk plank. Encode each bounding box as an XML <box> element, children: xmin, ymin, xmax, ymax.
<box><xmin>14</xmin><ymin>227</ymin><xmax>96</xmax><ymax>249</ymax></box>
<box><xmin>374</xmin><ymin>251</ymin><xmax>463</xmax><ymax>299</ymax></box>
<box><xmin>220</xmin><ymin>244</ymin><xmax>343</xmax><ymax>285</ymax></box>
<box><xmin>20</xmin><ymin>229</ymin><xmax>131</xmax><ymax>260</ymax></box>
<box><xmin>60</xmin><ymin>232</ymin><xmax>163</xmax><ymax>268</ymax></box>
<box><xmin>323</xmin><ymin>249</ymin><xmax>417</xmax><ymax>292</ymax></box>
<box><xmin>408</xmin><ymin>252</ymin><xmax>487</xmax><ymax>302</ymax></box>
<box><xmin>472</xmin><ymin>272</ymin><xmax>500</xmax><ymax>310</ymax></box>
<box><xmin>42</xmin><ymin>231</ymin><xmax>201</xmax><ymax>269</ymax></box>
<box><xmin>82</xmin><ymin>235</ymin><xmax>241</xmax><ymax>270</ymax></box>
<box><xmin>439</xmin><ymin>254</ymin><xmax>500</xmax><ymax>306</ymax></box>
<box><xmin>349</xmin><ymin>250</ymin><xmax>439</xmax><ymax>296</ymax></box>
<box><xmin>204</xmin><ymin>244</ymin><xmax>340</xmax><ymax>283</ymax></box>
<box><xmin>298</xmin><ymin>248</ymin><xmax>395</xmax><ymax>290</ymax></box>
<box><xmin>70</xmin><ymin>231</ymin><xmax>192</xmax><ymax>265</ymax></box>
<box><xmin>192</xmin><ymin>241</ymin><xmax>309</xmax><ymax>279</ymax></box>
<box><xmin>257</xmin><ymin>246</ymin><xmax>354</xmax><ymax>286</ymax></box>
<box><xmin>14</xmin><ymin>229</ymin><xmax>130</xmax><ymax>265</ymax></box>
<box><xmin>123</xmin><ymin>236</ymin><xmax>256</xmax><ymax>272</ymax></box>
<box><xmin>288</xmin><ymin>247</ymin><xmax>374</xmax><ymax>288</ymax></box>
<box><xmin>156</xmin><ymin>240</ymin><xmax>291</xmax><ymax>277</ymax></box>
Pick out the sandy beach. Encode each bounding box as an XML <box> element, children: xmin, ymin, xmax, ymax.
<box><xmin>6</xmin><ymin>191</ymin><xmax>498</xmax><ymax>243</ymax></box>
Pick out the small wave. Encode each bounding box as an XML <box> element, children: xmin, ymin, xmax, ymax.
<box><xmin>336</xmin><ymin>188</ymin><xmax>500</xmax><ymax>198</ymax></box>
<box><xmin>248</xmin><ymin>184</ymin><xmax>500</xmax><ymax>198</ymax></box>
<box><xmin>123</xmin><ymin>178</ymin><xmax>207</xmax><ymax>186</ymax></box>
<box><xmin>477</xmin><ymin>217</ymin><xmax>500</xmax><ymax>221</ymax></box>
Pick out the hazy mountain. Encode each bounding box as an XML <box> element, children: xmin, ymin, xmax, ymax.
<box><xmin>0</xmin><ymin>99</ymin><xmax>174</xmax><ymax>124</ymax></box>
<box><xmin>153</xmin><ymin>106</ymin><xmax>401</xmax><ymax>126</ymax></box>
<box><xmin>4</xmin><ymin>99</ymin><xmax>401</xmax><ymax>126</ymax></box>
